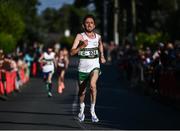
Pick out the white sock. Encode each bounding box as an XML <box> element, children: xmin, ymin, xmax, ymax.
<box><xmin>90</xmin><ymin>103</ymin><xmax>95</xmax><ymax>113</ymax></box>
<box><xmin>80</xmin><ymin>102</ymin><xmax>85</xmax><ymax>114</ymax></box>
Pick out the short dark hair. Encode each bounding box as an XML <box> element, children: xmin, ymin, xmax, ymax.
<box><xmin>83</xmin><ymin>14</ymin><xmax>96</xmax><ymax>25</ymax></box>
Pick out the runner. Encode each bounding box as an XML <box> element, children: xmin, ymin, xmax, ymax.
<box><xmin>62</xmin><ymin>48</ymin><xmax>69</xmax><ymax>69</ymax></box>
<box><xmin>39</xmin><ymin>45</ymin><xmax>56</xmax><ymax>97</ymax></box>
<box><xmin>70</xmin><ymin>14</ymin><xmax>106</xmax><ymax>122</ymax></box>
<box><xmin>56</xmin><ymin>49</ymin><xmax>68</xmax><ymax>94</ymax></box>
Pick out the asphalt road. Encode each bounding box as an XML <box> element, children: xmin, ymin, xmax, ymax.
<box><xmin>0</xmin><ymin>57</ymin><xmax>180</xmax><ymax>130</ymax></box>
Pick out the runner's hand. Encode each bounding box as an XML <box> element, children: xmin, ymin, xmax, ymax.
<box><xmin>79</xmin><ymin>40</ymin><xmax>88</xmax><ymax>49</ymax></box>
<box><xmin>100</xmin><ymin>56</ymin><xmax>106</xmax><ymax>64</ymax></box>
<box><xmin>42</xmin><ymin>60</ymin><xmax>47</xmax><ymax>65</ymax></box>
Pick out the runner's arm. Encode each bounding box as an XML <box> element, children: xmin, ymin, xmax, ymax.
<box><xmin>70</xmin><ymin>34</ymin><xmax>87</xmax><ymax>56</ymax></box>
<box><xmin>64</xmin><ymin>57</ymin><xmax>69</xmax><ymax>69</ymax></box>
<box><xmin>98</xmin><ymin>37</ymin><xmax>106</xmax><ymax>64</ymax></box>
<box><xmin>53</xmin><ymin>55</ymin><xmax>57</xmax><ymax>68</ymax></box>
<box><xmin>38</xmin><ymin>54</ymin><xmax>44</xmax><ymax>63</ymax></box>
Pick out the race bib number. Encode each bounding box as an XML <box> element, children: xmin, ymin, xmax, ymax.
<box><xmin>47</xmin><ymin>61</ymin><xmax>53</xmax><ymax>65</ymax></box>
<box><xmin>78</xmin><ymin>48</ymin><xmax>99</xmax><ymax>58</ymax></box>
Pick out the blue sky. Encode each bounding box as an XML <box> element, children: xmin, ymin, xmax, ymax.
<box><xmin>37</xmin><ymin>0</ymin><xmax>74</xmax><ymax>14</ymax></box>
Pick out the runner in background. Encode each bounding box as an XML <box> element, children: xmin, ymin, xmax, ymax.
<box><xmin>63</xmin><ymin>48</ymin><xmax>69</xmax><ymax>69</ymax></box>
<box><xmin>56</xmin><ymin>49</ymin><xmax>68</xmax><ymax>94</ymax></box>
<box><xmin>39</xmin><ymin>45</ymin><xmax>56</xmax><ymax>97</ymax></box>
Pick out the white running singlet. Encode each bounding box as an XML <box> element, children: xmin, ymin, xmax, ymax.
<box><xmin>42</xmin><ymin>52</ymin><xmax>55</xmax><ymax>73</ymax></box>
<box><xmin>78</xmin><ymin>32</ymin><xmax>100</xmax><ymax>73</ymax></box>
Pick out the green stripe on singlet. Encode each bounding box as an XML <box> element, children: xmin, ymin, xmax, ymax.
<box><xmin>79</xmin><ymin>55</ymin><xmax>99</xmax><ymax>59</ymax></box>
<box><xmin>80</xmin><ymin>47</ymin><xmax>98</xmax><ymax>51</ymax></box>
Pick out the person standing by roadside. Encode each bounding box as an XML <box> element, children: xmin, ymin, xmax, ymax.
<box><xmin>70</xmin><ymin>14</ymin><xmax>106</xmax><ymax>122</ymax></box>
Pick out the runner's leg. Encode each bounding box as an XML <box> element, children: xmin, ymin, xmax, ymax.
<box><xmin>89</xmin><ymin>69</ymin><xmax>100</xmax><ymax>122</ymax></box>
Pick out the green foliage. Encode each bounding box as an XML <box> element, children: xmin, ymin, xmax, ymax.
<box><xmin>0</xmin><ymin>2</ymin><xmax>25</xmax><ymax>41</ymax></box>
<box><xmin>41</xmin><ymin>5</ymin><xmax>89</xmax><ymax>35</ymax></box>
<box><xmin>0</xmin><ymin>1</ymin><xmax>26</xmax><ymax>52</ymax></box>
<box><xmin>0</xmin><ymin>33</ymin><xmax>16</xmax><ymax>53</ymax></box>
<box><xmin>0</xmin><ymin>0</ymin><xmax>40</xmax><ymax>45</ymax></box>
<box><xmin>68</xmin><ymin>6</ymin><xmax>90</xmax><ymax>35</ymax></box>
<box><xmin>136</xmin><ymin>32</ymin><xmax>169</xmax><ymax>49</ymax></box>
<box><xmin>60</xmin><ymin>36</ymin><xmax>75</xmax><ymax>49</ymax></box>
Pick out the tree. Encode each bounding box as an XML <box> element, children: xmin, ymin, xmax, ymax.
<box><xmin>0</xmin><ymin>33</ymin><xmax>16</xmax><ymax>53</ymax></box>
<box><xmin>0</xmin><ymin>0</ymin><xmax>25</xmax><ymax>52</ymax></box>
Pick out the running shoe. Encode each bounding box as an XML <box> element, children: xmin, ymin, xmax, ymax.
<box><xmin>48</xmin><ymin>92</ymin><xmax>52</xmax><ymax>97</ymax></box>
<box><xmin>46</xmin><ymin>84</ymin><xmax>49</xmax><ymax>91</ymax></box>
<box><xmin>61</xmin><ymin>82</ymin><xmax>65</xmax><ymax>90</ymax></box>
<box><xmin>58</xmin><ymin>85</ymin><xmax>63</xmax><ymax>94</ymax></box>
<box><xmin>91</xmin><ymin>112</ymin><xmax>99</xmax><ymax>122</ymax></box>
<box><xmin>78</xmin><ymin>113</ymin><xmax>85</xmax><ymax>122</ymax></box>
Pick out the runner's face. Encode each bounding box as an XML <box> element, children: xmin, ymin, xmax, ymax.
<box><xmin>84</xmin><ymin>18</ymin><xmax>95</xmax><ymax>32</ymax></box>
<box><xmin>59</xmin><ymin>50</ymin><xmax>64</xmax><ymax>56</ymax></box>
<box><xmin>47</xmin><ymin>48</ymin><xmax>52</xmax><ymax>53</ymax></box>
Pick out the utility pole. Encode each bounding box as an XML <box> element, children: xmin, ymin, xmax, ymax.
<box><xmin>114</xmin><ymin>0</ymin><xmax>119</xmax><ymax>45</ymax></box>
<box><xmin>131</xmin><ymin>0</ymin><xmax>136</xmax><ymax>45</ymax></box>
<box><xmin>174</xmin><ymin>0</ymin><xmax>178</xmax><ymax>11</ymax></box>
<box><xmin>103</xmin><ymin>0</ymin><xmax>108</xmax><ymax>42</ymax></box>
<box><xmin>122</xmin><ymin>9</ymin><xmax>127</xmax><ymax>45</ymax></box>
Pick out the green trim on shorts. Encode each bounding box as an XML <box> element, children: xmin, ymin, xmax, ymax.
<box><xmin>78</xmin><ymin>68</ymin><xmax>101</xmax><ymax>82</ymax></box>
<box><xmin>79</xmin><ymin>72</ymin><xmax>89</xmax><ymax>82</ymax></box>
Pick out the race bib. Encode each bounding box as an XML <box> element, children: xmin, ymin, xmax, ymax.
<box><xmin>78</xmin><ymin>47</ymin><xmax>99</xmax><ymax>58</ymax></box>
<box><xmin>43</xmin><ymin>59</ymin><xmax>53</xmax><ymax>65</ymax></box>
<box><xmin>47</xmin><ymin>61</ymin><xmax>53</xmax><ymax>65</ymax></box>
